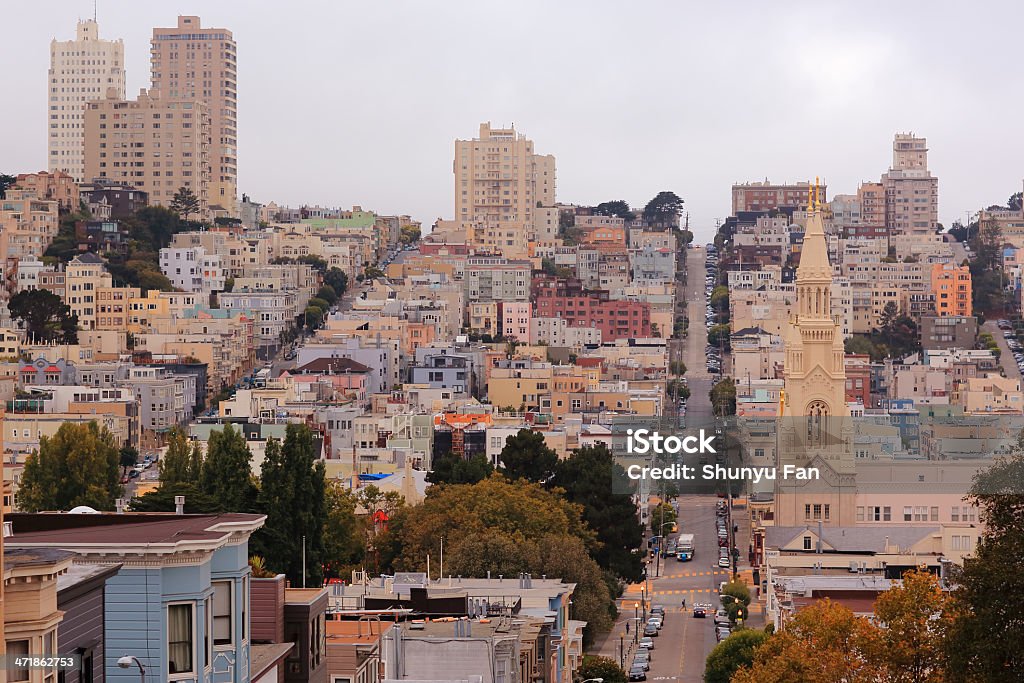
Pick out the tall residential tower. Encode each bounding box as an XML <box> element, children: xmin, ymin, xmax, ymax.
<box><xmin>150</xmin><ymin>16</ymin><xmax>237</xmax><ymax>215</ymax></box>
<box><xmin>882</xmin><ymin>133</ymin><xmax>938</xmax><ymax>235</ymax></box>
<box><xmin>455</xmin><ymin>123</ymin><xmax>556</xmax><ymax>256</ymax></box>
<box><xmin>48</xmin><ymin>19</ymin><xmax>125</xmax><ymax>181</ymax></box>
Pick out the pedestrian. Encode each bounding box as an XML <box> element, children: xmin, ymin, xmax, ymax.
<box><xmin>626</xmin><ymin>621</ymin><xmax>630</xmax><ymax>634</ymax></box>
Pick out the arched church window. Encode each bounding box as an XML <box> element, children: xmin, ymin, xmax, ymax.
<box><xmin>806</xmin><ymin>400</ymin><xmax>829</xmax><ymax>444</ymax></box>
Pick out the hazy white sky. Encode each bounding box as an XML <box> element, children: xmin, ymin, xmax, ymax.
<box><xmin>5</xmin><ymin>1</ymin><xmax>1022</xmax><ymax>242</ymax></box>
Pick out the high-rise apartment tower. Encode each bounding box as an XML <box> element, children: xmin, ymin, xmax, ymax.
<box><xmin>48</xmin><ymin>19</ymin><xmax>125</xmax><ymax>181</ymax></box>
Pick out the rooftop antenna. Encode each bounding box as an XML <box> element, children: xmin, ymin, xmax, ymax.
<box><xmin>94</xmin><ymin>0</ymin><xmax>97</xmax><ymax>21</ymax></box>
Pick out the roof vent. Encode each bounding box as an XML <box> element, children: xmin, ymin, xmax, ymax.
<box><xmin>175</xmin><ymin>495</ymin><xmax>185</xmax><ymax>515</ymax></box>
<box><xmin>3</xmin><ymin>521</ymin><xmax>12</xmax><ymax>537</ymax></box>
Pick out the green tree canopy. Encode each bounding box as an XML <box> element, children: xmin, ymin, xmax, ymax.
<box><xmin>160</xmin><ymin>427</ymin><xmax>200</xmax><ymax>485</ymax></box>
<box><xmin>254</xmin><ymin>425</ymin><xmax>327</xmax><ymax>587</ymax></box>
<box><xmin>593</xmin><ymin>200</ymin><xmax>635</xmax><ymax>221</ymax></box>
<box><xmin>170</xmin><ymin>186</ymin><xmax>200</xmax><ymax>220</ymax></box>
<box><xmin>321</xmin><ymin>480</ymin><xmax>366</xmax><ymax>579</ymax></box>
<box><xmin>704</xmin><ymin>628</ymin><xmax>771</xmax><ymax>683</ymax></box>
<box><xmin>943</xmin><ymin>449</ymin><xmax>1024</xmax><ymax>680</ymax></box>
<box><xmin>324</xmin><ymin>267</ymin><xmax>349</xmax><ymax>296</ymax></box>
<box><xmin>18</xmin><ymin>422</ymin><xmax>121</xmax><ymax>511</ymax></box>
<box><xmin>577</xmin><ymin>655</ymin><xmax>627</xmax><ymax>683</ymax></box>
<box><xmin>426</xmin><ymin>451</ymin><xmax>494</xmax><ymax>485</ymax></box>
<box><xmin>643</xmin><ymin>191</ymin><xmax>684</xmax><ymax>227</ymax></box>
<box><xmin>129</xmin><ymin>481</ymin><xmax>223</xmax><ymax>513</ymax></box>
<box><xmin>551</xmin><ymin>443</ymin><xmax>645</xmax><ymax>582</ymax></box>
<box><xmin>201</xmin><ymin>424</ymin><xmax>256</xmax><ymax>512</ymax></box>
<box><xmin>498</xmin><ymin>429</ymin><xmax>558</xmax><ymax>483</ymax></box>
<box><xmin>9</xmin><ymin>289</ymin><xmax>78</xmax><ymax>343</ymax></box>
<box><xmin>710</xmin><ymin>377</ymin><xmax>737</xmax><ymax>416</ymax></box>
<box><xmin>316</xmin><ymin>284</ymin><xmax>338</xmax><ymax>305</ymax></box>
<box><xmin>119</xmin><ymin>445</ymin><xmax>139</xmax><ymax>472</ymax></box>
<box><xmin>707</xmin><ymin>323</ymin><xmax>731</xmax><ymax>350</ymax></box>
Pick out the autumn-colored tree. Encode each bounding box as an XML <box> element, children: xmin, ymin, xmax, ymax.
<box><xmin>384</xmin><ymin>476</ymin><xmax>611</xmax><ymax>641</ymax></box>
<box><xmin>873</xmin><ymin>569</ymin><xmax>950</xmax><ymax>683</ymax></box>
<box><xmin>732</xmin><ymin>600</ymin><xmax>883</xmax><ymax>683</ymax></box>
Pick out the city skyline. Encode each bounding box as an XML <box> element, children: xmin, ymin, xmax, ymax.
<box><xmin>6</xmin><ymin>1</ymin><xmax>1024</xmax><ymax>239</ymax></box>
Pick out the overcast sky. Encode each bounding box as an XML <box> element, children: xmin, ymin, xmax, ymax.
<box><xmin>5</xmin><ymin>1</ymin><xmax>1023</xmax><ymax>241</ymax></box>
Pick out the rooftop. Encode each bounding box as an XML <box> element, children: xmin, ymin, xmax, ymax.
<box><xmin>7</xmin><ymin>512</ymin><xmax>266</xmax><ymax>551</ymax></box>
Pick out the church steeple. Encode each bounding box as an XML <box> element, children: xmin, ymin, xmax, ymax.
<box><xmin>783</xmin><ymin>177</ymin><xmax>848</xmax><ymax>419</ymax></box>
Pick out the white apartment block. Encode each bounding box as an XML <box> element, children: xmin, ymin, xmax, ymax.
<box><xmin>49</xmin><ymin>19</ymin><xmax>125</xmax><ymax>181</ymax></box>
<box><xmin>160</xmin><ymin>246</ymin><xmax>226</xmax><ymax>292</ymax></box>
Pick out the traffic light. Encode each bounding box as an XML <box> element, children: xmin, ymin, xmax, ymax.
<box><xmin>736</xmin><ymin>607</ymin><xmax>745</xmax><ymax>620</ymax></box>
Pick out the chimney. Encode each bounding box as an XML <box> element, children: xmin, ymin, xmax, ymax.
<box><xmin>175</xmin><ymin>495</ymin><xmax>185</xmax><ymax>515</ymax></box>
<box><xmin>3</xmin><ymin>521</ymin><xmax>12</xmax><ymax>538</ymax></box>
<box><xmin>115</xmin><ymin>498</ymin><xmax>126</xmax><ymax>514</ymax></box>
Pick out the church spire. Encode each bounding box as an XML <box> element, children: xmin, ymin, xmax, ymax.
<box><xmin>796</xmin><ymin>177</ymin><xmax>832</xmax><ymax>287</ymax></box>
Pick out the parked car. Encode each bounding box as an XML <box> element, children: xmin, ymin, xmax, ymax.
<box><xmin>719</xmin><ymin>556</ymin><xmax>731</xmax><ymax>568</ymax></box>
<box><xmin>714</xmin><ymin>609</ymin><xmax>730</xmax><ymax>625</ymax></box>
<box><xmin>632</xmin><ymin>657</ymin><xmax>650</xmax><ymax>672</ymax></box>
<box><xmin>640</xmin><ymin>636</ymin><xmax>655</xmax><ymax>649</ymax></box>
<box><xmin>643</xmin><ymin>624</ymin><xmax>658</xmax><ymax>637</ymax></box>
<box><xmin>650</xmin><ymin>606</ymin><xmax>665</xmax><ymax>617</ymax></box>
<box><xmin>716</xmin><ymin>626</ymin><xmax>732</xmax><ymax>641</ymax></box>
<box><xmin>628</xmin><ymin>667</ymin><xmax>648</xmax><ymax>681</ymax></box>
<box><xmin>647</xmin><ymin>616</ymin><xmax>663</xmax><ymax>630</ymax></box>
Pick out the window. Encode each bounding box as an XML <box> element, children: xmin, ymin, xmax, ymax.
<box><xmin>212</xmin><ymin>581</ymin><xmax>233</xmax><ymax>646</ymax></box>
<box><xmin>803</xmin><ymin>536</ymin><xmax>812</xmax><ymax>550</ymax></box>
<box><xmin>930</xmin><ymin>506</ymin><xmax>939</xmax><ymax>522</ymax></box>
<box><xmin>824</xmin><ymin>504</ymin><xmax>831</xmax><ymax>521</ymax></box>
<box><xmin>883</xmin><ymin>507</ymin><xmax>891</xmax><ymax>521</ymax></box>
<box><xmin>951</xmin><ymin>506</ymin><xmax>959</xmax><ymax>522</ymax></box>
<box><xmin>856</xmin><ymin>506</ymin><xmax>864</xmax><ymax>522</ymax></box>
<box><xmin>904</xmin><ymin>506</ymin><xmax>913</xmax><ymax>522</ymax></box>
<box><xmin>813</xmin><ymin>504</ymin><xmax>822</xmax><ymax>520</ymax></box>
<box><xmin>964</xmin><ymin>506</ymin><xmax>977</xmax><ymax>523</ymax></box>
<box><xmin>168</xmin><ymin>603</ymin><xmax>195</xmax><ymax>676</ymax></box>
<box><xmin>7</xmin><ymin>639</ymin><xmax>29</xmax><ymax>682</ymax></box>
<box><xmin>242</xmin><ymin>576</ymin><xmax>248</xmax><ymax>641</ymax></box>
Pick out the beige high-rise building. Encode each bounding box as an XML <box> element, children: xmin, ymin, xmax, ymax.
<box><xmin>83</xmin><ymin>88</ymin><xmax>211</xmax><ymax>217</ymax></box>
<box><xmin>151</xmin><ymin>16</ymin><xmax>237</xmax><ymax>215</ymax></box>
<box><xmin>48</xmin><ymin>19</ymin><xmax>126</xmax><ymax>181</ymax></box>
<box><xmin>454</xmin><ymin>123</ymin><xmax>556</xmax><ymax>256</ymax></box>
<box><xmin>882</xmin><ymin>133</ymin><xmax>938</xmax><ymax>235</ymax></box>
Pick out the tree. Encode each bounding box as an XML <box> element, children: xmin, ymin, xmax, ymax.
<box><xmin>386</xmin><ymin>477</ymin><xmax>610</xmax><ymax>641</ymax></box>
<box><xmin>129</xmin><ymin>481</ymin><xmax>223</xmax><ymax>513</ymax></box>
<box><xmin>324</xmin><ymin>267</ymin><xmax>349</xmax><ymax>296</ymax></box>
<box><xmin>1009</xmin><ymin>191</ymin><xmax>1023</xmax><ymax>212</ymax></box>
<box><xmin>649</xmin><ymin>501</ymin><xmax>677</xmax><ymax>533</ymax></box>
<box><xmin>400</xmin><ymin>224</ymin><xmax>421</xmax><ymax>244</ymax></box>
<box><xmin>551</xmin><ymin>444</ymin><xmax>645</xmax><ymax>582</ymax></box>
<box><xmin>201</xmin><ymin>424</ymin><xmax>256</xmax><ymax>512</ymax></box>
<box><xmin>943</xmin><ymin>448</ymin><xmax>1024</xmax><ymax>680</ymax></box>
<box><xmin>643</xmin><ymin>191</ymin><xmax>684</xmax><ymax>227</ymax></box>
<box><xmin>160</xmin><ymin>427</ymin><xmax>199</xmax><ymax>485</ymax></box>
<box><xmin>679</xmin><ymin>229</ymin><xmax>694</xmax><ymax>245</ymax></box>
<box><xmin>255</xmin><ymin>425</ymin><xmax>327</xmax><ymax>587</ymax></box>
<box><xmin>498</xmin><ymin>429</ymin><xmax>558</xmax><ymax>483</ymax></box>
<box><xmin>707</xmin><ymin>323</ymin><xmax>731</xmax><ymax>350</ymax></box>
<box><xmin>593</xmin><ymin>200</ymin><xmax>635</xmax><ymax>221</ymax></box>
<box><xmin>8</xmin><ymin>289</ymin><xmax>78</xmax><ymax>343</ymax></box>
<box><xmin>17</xmin><ymin>422</ymin><xmax>121</xmax><ymax>512</ymax></box>
<box><xmin>845</xmin><ymin>335</ymin><xmax>880</xmax><ymax>361</ymax></box>
<box><xmin>316</xmin><ymin>285</ymin><xmax>338</xmax><ymax>306</ymax></box>
<box><xmin>704</xmin><ymin>629</ymin><xmax>770</xmax><ymax>683</ymax></box>
<box><xmin>947</xmin><ymin>220</ymin><xmax>975</xmax><ymax>244</ymax></box>
<box><xmin>426</xmin><ymin>451</ymin><xmax>494</xmax><ymax>485</ymax></box>
<box><xmin>732</xmin><ymin>600</ymin><xmax>883</xmax><ymax>683</ymax></box>
<box><xmin>124</xmin><ymin>206</ymin><xmax>183</xmax><ymax>248</ymax></box>
<box><xmin>710</xmin><ymin>378</ymin><xmax>737</xmax><ymax>416</ymax></box>
<box><xmin>170</xmin><ymin>186</ymin><xmax>200</xmax><ymax>221</ymax></box>
<box><xmin>321</xmin><ymin>481</ymin><xmax>365</xmax><ymax>579</ymax></box>
<box><xmin>305</xmin><ymin>305</ymin><xmax>324</xmax><ymax>329</ymax></box>
<box><xmin>119</xmin><ymin>445</ymin><xmax>139</xmax><ymax>473</ymax></box>
<box><xmin>364</xmin><ymin>264</ymin><xmax>385</xmax><ymax>280</ymax></box>
<box><xmin>297</xmin><ymin>255</ymin><xmax>328</xmax><ymax>273</ymax></box>
<box><xmin>710</xmin><ymin>285</ymin><xmax>730</xmax><ymax>310</ymax></box>
<box><xmin>873</xmin><ymin>569</ymin><xmax>950</xmax><ymax>683</ymax></box>
<box><xmin>669</xmin><ymin>360</ymin><xmax>687</xmax><ymax>376</ymax></box>
<box><xmin>577</xmin><ymin>655</ymin><xmax>627</xmax><ymax>683</ymax></box>
<box><xmin>0</xmin><ymin>174</ymin><xmax>16</xmax><ymax>196</ymax></box>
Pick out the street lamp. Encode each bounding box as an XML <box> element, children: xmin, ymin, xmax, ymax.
<box><xmin>634</xmin><ymin>602</ymin><xmax>640</xmax><ymax>643</ymax></box>
<box><xmin>117</xmin><ymin>655</ymin><xmax>145</xmax><ymax>682</ymax></box>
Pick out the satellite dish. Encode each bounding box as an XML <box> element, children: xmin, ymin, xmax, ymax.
<box><xmin>68</xmin><ymin>506</ymin><xmax>100</xmax><ymax>514</ymax></box>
